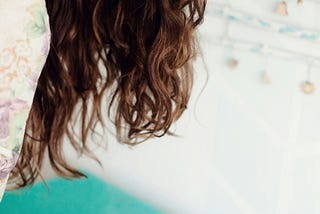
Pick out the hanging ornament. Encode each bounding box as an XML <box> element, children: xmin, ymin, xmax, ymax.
<box><xmin>222</xmin><ymin>12</ymin><xmax>239</xmax><ymax>71</ymax></box>
<box><xmin>228</xmin><ymin>58</ymin><xmax>239</xmax><ymax>70</ymax></box>
<box><xmin>301</xmin><ymin>61</ymin><xmax>315</xmax><ymax>95</ymax></box>
<box><xmin>260</xmin><ymin>45</ymin><xmax>272</xmax><ymax>85</ymax></box>
<box><xmin>297</xmin><ymin>0</ymin><xmax>303</xmax><ymax>6</ymax></box>
<box><xmin>262</xmin><ymin>71</ymin><xmax>272</xmax><ymax>85</ymax></box>
<box><xmin>301</xmin><ymin>81</ymin><xmax>315</xmax><ymax>94</ymax></box>
<box><xmin>275</xmin><ymin>1</ymin><xmax>288</xmax><ymax>16</ymax></box>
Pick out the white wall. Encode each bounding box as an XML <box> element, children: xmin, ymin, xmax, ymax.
<box><xmin>41</xmin><ymin>0</ymin><xmax>320</xmax><ymax>213</ymax></box>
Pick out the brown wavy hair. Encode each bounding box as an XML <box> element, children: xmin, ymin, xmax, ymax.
<box><xmin>9</xmin><ymin>0</ymin><xmax>206</xmax><ymax>188</ymax></box>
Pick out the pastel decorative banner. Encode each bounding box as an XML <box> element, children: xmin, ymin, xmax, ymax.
<box><xmin>207</xmin><ymin>3</ymin><xmax>320</xmax><ymax>42</ymax></box>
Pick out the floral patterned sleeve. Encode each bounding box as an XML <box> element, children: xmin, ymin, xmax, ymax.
<box><xmin>0</xmin><ymin>0</ymin><xmax>50</xmax><ymax>201</ymax></box>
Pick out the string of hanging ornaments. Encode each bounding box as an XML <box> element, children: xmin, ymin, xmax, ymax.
<box><xmin>210</xmin><ymin>2</ymin><xmax>319</xmax><ymax>95</ymax></box>
<box><xmin>223</xmin><ymin>38</ymin><xmax>318</xmax><ymax>95</ymax></box>
<box><xmin>274</xmin><ymin>0</ymin><xmax>318</xmax><ymax>94</ymax></box>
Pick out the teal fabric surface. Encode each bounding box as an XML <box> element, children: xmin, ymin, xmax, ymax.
<box><xmin>0</xmin><ymin>171</ymin><xmax>163</xmax><ymax>214</ymax></box>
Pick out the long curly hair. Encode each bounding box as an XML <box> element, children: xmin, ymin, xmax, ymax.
<box><xmin>9</xmin><ymin>0</ymin><xmax>206</xmax><ymax>188</ymax></box>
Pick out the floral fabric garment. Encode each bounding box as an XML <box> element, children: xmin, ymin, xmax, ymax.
<box><xmin>0</xmin><ymin>0</ymin><xmax>50</xmax><ymax>201</ymax></box>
